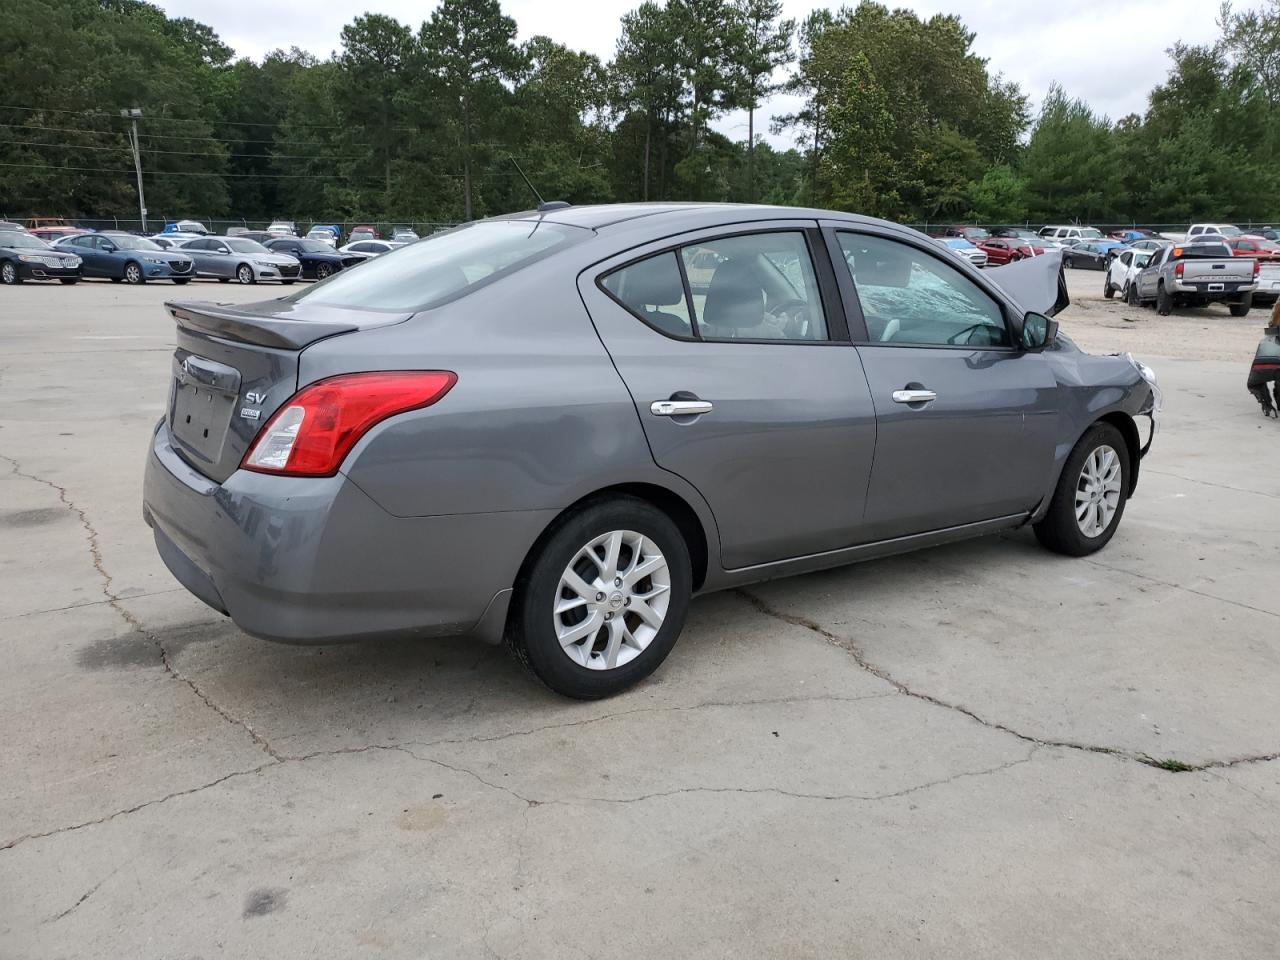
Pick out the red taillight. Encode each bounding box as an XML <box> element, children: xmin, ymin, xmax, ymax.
<box><xmin>1254</xmin><ymin>259</ymin><xmax>1261</xmax><ymax>278</ymax></box>
<box><xmin>241</xmin><ymin>371</ymin><xmax>456</xmax><ymax>477</ymax></box>
<box><xmin>1175</xmin><ymin>261</ymin><xmax>1184</xmax><ymax>279</ymax></box>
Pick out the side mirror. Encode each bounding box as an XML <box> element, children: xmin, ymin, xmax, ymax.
<box><xmin>1022</xmin><ymin>311</ymin><xmax>1058</xmax><ymax>351</ymax></box>
<box><xmin>101</xmin><ymin>243</ymin><xmax>116</xmax><ymax>253</ymax></box>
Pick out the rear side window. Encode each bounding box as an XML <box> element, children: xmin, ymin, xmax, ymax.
<box><xmin>601</xmin><ymin>231</ymin><xmax>829</xmax><ymax>342</ymax></box>
<box><xmin>289</xmin><ymin>220</ymin><xmax>584</xmax><ymax>311</ymax></box>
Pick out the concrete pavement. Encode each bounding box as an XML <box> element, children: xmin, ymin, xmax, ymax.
<box><xmin>2</xmin><ymin>275</ymin><xmax>1278</xmax><ymax>958</ymax></box>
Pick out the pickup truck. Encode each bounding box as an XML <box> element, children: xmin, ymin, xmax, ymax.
<box><xmin>1131</xmin><ymin>241</ymin><xmax>1258</xmax><ymax>316</ymax></box>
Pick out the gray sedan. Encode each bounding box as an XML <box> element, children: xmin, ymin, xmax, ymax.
<box><xmin>177</xmin><ymin>236</ymin><xmax>302</xmax><ymax>284</ymax></box>
<box><xmin>143</xmin><ymin>203</ymin><xmax>1160</xmax><ymax>699</ymax></box>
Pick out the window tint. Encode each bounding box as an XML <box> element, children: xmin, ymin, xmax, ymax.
<box><xmin>681</xmin><ymin>232</ymin><xmax>827</xmax><ymax>340</ymax></box>
<box><xmin>290</xmin><ymin>220</ymin><xmax>582</xmax><ymax>311</ymax></box>
<box><xmin>601</xmin><ymin>252</ymin><xmax>694</xmax><ymax>338</ymax></box>
<box><xmin>837</xmin><ymin>233</ymin><xmax>1010</xmax><ymax>348</ymax></box>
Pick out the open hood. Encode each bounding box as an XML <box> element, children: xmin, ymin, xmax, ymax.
<box><xmin>985</xmin><ymin>249</ymin><xmax>1070</xmax><ymax>317</ymax></box>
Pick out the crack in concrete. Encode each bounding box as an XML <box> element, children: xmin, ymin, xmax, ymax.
<box><xmin>737</xmin><ymin>589</ymin><xmax>1280</xmax><ymax>774</ymax></box>
<box><xmin>44</xmin><ymin>869</ymin><xmax>116</xmax><ymax>924</ymax></box>
<box><xmin>402</xmin><ymin>691</ymin><xmax>896</xmax><ymax>751</ymax></box>
<box><xmin>0</xmin><ymin>588</ymin><xmax>186</xmax><ymax>624</ymax></box>
<box><xmin>1080</xmin><ymin>556</ymin><xmax>1280</xmax><ymax>622</ymax></box>
<box><xmin>1145</xmin><ymin>468</ymin><xmax>1280</xmax><ymax>502</ymax></box>
<box><xmin>1</xmin><ymin>455</ymin><xmax>280</xmax><ymax>761</ymax></box>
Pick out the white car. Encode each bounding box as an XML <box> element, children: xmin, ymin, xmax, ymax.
<box><xmin>936</xmin><ymin>236</ymin><xmax>988</xmax><ymax>268</ymax></box>
<box><xmin>1188</xmin><ymin>223</ymin><xmax>1243</xmax><ymax>240</ymax></box>
<box><xmin>306</xmin><ymin>228</ymin><xmax>338</xmax><ymax>248</ymax></box>
<box><xmin>267</xmin><ymin>221</ymin><xmax>298</xmax><ymax>236</ymax></box>
<box><xmin>338</xmin><ymin>239</ymin><xmax>405</xmax><ymax>260</ymax></box>
<box><xmin>1040</xmin><ymin>225</ymin><xmax>1104</xmax><ymax>243</ymax></box>
<box><xmin>149</xmin><ymin>232</ymin><xmax>205</xmax><ymax>251</ymax></box>
<box><xmin>1104</xmin><ymin>248</ymin><xmax>1153</xmax><ymax>302</ymax></box>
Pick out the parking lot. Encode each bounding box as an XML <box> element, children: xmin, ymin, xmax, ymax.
<box><xmin>2</xmin><ymin>272</ymin><xmax>1278</xmax><ymax>958</ymax></box>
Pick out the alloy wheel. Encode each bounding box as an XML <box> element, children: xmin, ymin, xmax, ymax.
<box><xmin>1075</xmin><ymin>444</ymin><xmax>1123</xmax><ymax>537</ymax></box>
<box><xmin>317</xmin><ymin>263</ymin><xmax>333</xmax><ymax>279</ymax></box>
<box><xmin>1</xmin><ymin>262</ymin><xmax>15</xmax><ymax>284</ymax></box>
<box><xmin>125</xmin><ymin>263</ymin><xmax>142</xmax><ymax>284</ymax></box>
<box><xmin>553</xmin><ymin>529</ymin><xmax>671</xmax><ymax>671</ymax></box>
<box><xmin>237</xmin><ymin>265</ymin><xmax>253</xmax><ymax>284</ymax></box>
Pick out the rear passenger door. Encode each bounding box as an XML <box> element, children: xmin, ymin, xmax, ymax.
<box><xmin>579</xmin><ymin>222</ymin><xmax>877</xmax><ymax>570</ymax></box>
<box><xmin>827</xmin><ymin>226</ymin><xmax>1058</xmax><ymax>541</ymax></box>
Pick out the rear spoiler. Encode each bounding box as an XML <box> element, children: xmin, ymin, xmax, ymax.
<box><xmin>166</xmin><ymin>300</ymin><xmax>407</xmax><ymax>350</ymax></box>
<box><xmin>985</xmin><ymin>250</ymin><xmax>1069</xmax><ymax>318</ymax></box>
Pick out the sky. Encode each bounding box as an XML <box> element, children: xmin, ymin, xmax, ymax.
<box><xmin>155</xmin><ymin>0</ymin><xmax>1260</xmax><ymax>146</ymax></box>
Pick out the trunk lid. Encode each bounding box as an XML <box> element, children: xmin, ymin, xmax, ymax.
<box><xmin>164</xmin><ymin>298</ymin><xmax>410</xmax><ymax>483</ymax></box>
<box><xmin>1178</xmin><ymin>258</ymin><xmax>1253</xmax><ymax>284</ymax></box>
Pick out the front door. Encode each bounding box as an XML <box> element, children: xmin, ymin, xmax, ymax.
<box><xmin>827</xmin><ymin>227</ymin><xmax>1058</xmax><ymax>541</ymax></box>
<box><xmin>579</xmin><ymin>223</ymin><xmax>877</xmax><ymax>570</ymax></box>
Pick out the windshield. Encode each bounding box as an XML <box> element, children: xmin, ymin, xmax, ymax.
<box><xmin>1215</xmin><ymin>225</ymin><xmax>1243</xmax><ymax>237</ymax></box>
<box><xmin>943</xmin><ymin>238</ymin><xmax>975</xmax><ymax>249</ymax></box>
<box><xmin>226</xmin><ymin>238</ymin><xmax>270</xmax><ymax>254</ymax></box>
<box><xmin>298</xmin><ymin>240</ymin><xmax>334</xmax><ymax>253</ymax></box>
<box><xmin>2</xmin><ymin>233</ymin><xmax>50</xmax><ymax>250</ymax></box>
<box><xmin>107</xmin><ymin>235</ymin><xmax>160</xmax><ymax>251</ymax></box>
<box><xmin>289</xmin><ymin>219</ymin><xmax>585</xmax><ymax>311</ymax></box>
<box><xmin>1079</xmin><ymin>228</ymin><xmax>1103</xmax><ymax>239</ymax></box>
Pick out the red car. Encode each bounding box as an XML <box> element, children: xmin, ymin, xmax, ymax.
<box><xmin>29</xmin><ymin>226</ymin><xmax>89</xmax><ymax>243</ymax></box>
<box><xmin>976</xmin><ymin>237</ymin><xmax>1043</xmax><ymax>265</ymax></box>
<box><xmin>1227</xmin><ymin>236</ymin><xmax>1280</xmax><ymax>261</ymax></box>
<box><xmin>940</xmin><ymin>225</ymin><xmax>990</xmax><ymax>242</ymax></box>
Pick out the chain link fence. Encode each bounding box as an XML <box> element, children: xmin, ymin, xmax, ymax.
<box><xmin>2</xmin><ymin>215</ymin><xmax>464</xmax><ymax>237</ymax></box>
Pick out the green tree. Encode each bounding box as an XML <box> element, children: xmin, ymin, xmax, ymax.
<box><xmin>612</xmin><ymin>2</ymin><xmax>683</xmax><ymax>200</ymax></box>
<box><xmin>731</xmin><ymin>0</ymin><xmax>794</xmax><ymax>200</ymax></box>
<box><xmin>420</xmin><ymin>0</ymin><xmax>524</xmax><ymax>220</ymax></box>
<box><xmin>336</xmin><ymin>15</ymin><xmax>416</xmax><ymax>199</ymax></box>
<box><xmin>1020</xmin><ymin>85</ymin><xmax>1123</xmax><ymax>223</ymax></box>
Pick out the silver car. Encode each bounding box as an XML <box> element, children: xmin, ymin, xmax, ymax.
<box><xmin>144</xmin><ymin>203</ymin><xmax>1160</xmax><ymax>699</ymax></box>
<box><xmin>177</xmin><ymin>236</ymin><xmax>302</xmax><ymax>284</ymax></box>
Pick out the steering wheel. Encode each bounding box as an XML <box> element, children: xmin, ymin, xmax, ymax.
<box><xmin>766</xmin><ymin>297</ymin><xmax>810</xmax><ymax>338</ymax></box>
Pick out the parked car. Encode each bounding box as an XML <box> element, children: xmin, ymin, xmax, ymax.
<box><xmin>305</xmin><ymin>227</ymin><xmax>337</xmax><ymax>248</ymax></box>
<box><xmin>1127</xmin><ymin>238</ymin><xmax>1172</xmax><ymax>254</ymax></box>
<box><xmin>1259</xmin><ymin>227</ymin><xmax>1279</xmax><ymax>241</ymax></box>
<box><xmin>150</xmin><ymin>232</ymin><xmax>205</xmax><ymax>251</ymax></box>
<box><xmin>177</xmin><ymin>236</ymin><xmax>302</xmax><ymax>284</ymax></box>
<box><xmin>267</xmin><ymin>220</ymin><xmax>298</xmax><ymax>236</ymax></box>
<box><xmin>337</xmin><ymin>239</ymin><xmax>404</xmax><ymax>260</ymax></box>
<box><xmin>937</xmin><ymin>236</ymin><xmax>988</xmax><ymax>268</ymax></box>
<box><xmin>1131</xmin><ymin>241</ymin><xmax>1257</xmax><ymax>315</ymax></box>
<box><xmin>229</xmin><ymin>230</ymin><xmax>278</xmax><ymax>245</ymax></box>
<box><xmin>225</xmin><ymin>226</ymin><xmax>250</xmax><ymax>237</ymax></box>
<box><xmin>1109</xmin><ymin>229</ymin><xmax>1164</xmax><ymax>243</ymax></box>
<box><xmin>0</xmin><ymin>220</ymin><xmax>28</xmax><ymax>232</ymax></box>
<box><xmin>142</xmin><ymin>203</ymin><xmax>1160</xmax><ymax>699</ymax></box>
<box><xmin>1105</xmin><ymin>248</ymin><xmax>1154</xmax><ymax>301</ymax></box>
<box><xmin>0</xmin><ymin>231</ymin><xmax>82</xmax><ymax>284</ymax></box>
<box><xmin>990</xmin><ymin>226</ymin><xmax>1056</xmax><ymax>247</ymax></box>
<box><xmin>55</xmin><ymin>231</ymin><xmax>194</xmax><ymax>284</ymax></box>
<box><xmin>1063</xmin><ymin>241</ymin><xmax>1113</xmax><ymax>270</ymax></box>
<box><xmin>389</xmin><ymin>225</ymin><xmax>419</xmax><ymax>242</ymax></box>
<box><xmin>29</xmin><ymin>226</ymin><xmax>90</xmax><ymax>243</ymax></box>
<box><xmin>1040</xmin><ymin>225</ymin><xmax>1105</xmax><ymax>243</ymax></box>
<box><xmin>976</xmin><ymin>237</ymin><xmax>1042</xmax><ymax>265</ymax></box>
<box><xmin>162</xmin><ymin>220</ymin><xmax>209</xmax><ymax>236</ymax></box>
<box><xmin>1187</xmin><ymin>223</ymin><xmax>1243</xmax><ymax>240</ymax></box>
<box><xmin>940</xmin><ymin>225</ymin><xmax>990</xmax><ymax>242</ymax></box>
<box><xmin>262</xmin><ymin>236</ymin><xmax>361</xmax><ymax>279</ymax></box>
<box><xmin>348</xmin><ymin>224</ymin><xmax>379</xmax><ymax>243</ymax></box>
<box><xmin>1226</xmin><ymin>237</ymin><xmax>1280</xmax><ymax>261</ymax></box>
<box><xmin>25</xmin><ymin>216</ymin><xmax>74</xmax><ymax>231</ymax></box>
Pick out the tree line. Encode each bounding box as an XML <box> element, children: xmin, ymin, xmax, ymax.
<box><xmin>2</xmin><ymin>0</ymin><xmax>1278</xmax><ymax>226</ymax></box>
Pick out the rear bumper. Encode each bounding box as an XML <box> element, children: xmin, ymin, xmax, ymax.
<box><xmin>1172</xmin><ymin>280</ymin><xmax>1256</xmax><ymax>295</ymax></box>
<box><xmin>143</xmin><ymin>422</ymin><xmax>551</xmax><ymax>644</ymax></box>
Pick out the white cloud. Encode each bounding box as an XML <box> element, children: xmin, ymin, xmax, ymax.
<box><xmin>155</xmin><ymin>0</ymin><xmax>1263</xmax><ymax>145</ymax></box>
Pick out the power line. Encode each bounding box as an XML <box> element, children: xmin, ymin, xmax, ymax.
<box><xmin>0</xmin><ymin>161</ymin><xmax>527</xmax><ymax>181</ymax></box>
<box><xmin>0</xmin><ymin>102</ymin><xmax>420</xmax><ymax>132</ymax></box>
<box><xmin>6</xmin><ymin>139</ymin><xmax>371</xmax><ymax>161</ymax></box>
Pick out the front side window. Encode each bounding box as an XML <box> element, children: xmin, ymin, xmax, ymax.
<box><xmin>601</xmin><ymin>231</ymin><xmax>829</xmax><ymax>342</ymax></box>
<box><xmin>837</xmin><ymin>233</ymin><xmax>1010</xmax><ymax>348</ymax></box>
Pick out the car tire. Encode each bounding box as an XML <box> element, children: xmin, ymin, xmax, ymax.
<box><xmin>1</xmin><ymin>260</ymin><xmax>20</xmax><ymax>284</ymax></box>
<box><xmin>1126</xmin><ymin>282</ymin><xmax>1139</xmax><ymax>307</ymax></box>
<box><xmin>1034</xmin><ymin>422</ymin><xmax>1131</xmax><ymax>558</ymax></box>
<box><xmin>59</xmin><ymin>278</ymin><xmax>79</xmax><ymax>285</ymax></box>
<box><xmin>218</xmin><ymin>277</ymin><xmax>230</xmax><ymax>283</ymax></box>
<box><xmin>124</xmin><ymin>261</ymin><xmax>144</xmax><ymax>284</ymax></box>
<box><xmin>1103</xmin><ymin>277</ymin><xmax>1115</xmax><ymax>299</ymax></box>
<box><xmin>508</xmin><ymin>495</ymin><xmax>692</xmax><ymax>700</ymax></box>
<box><xmin>110</xmin><ymin>277</ymin><xmax>123</xmax><ymax>284</ymax></box>
<box><xmin>236</xmin><ymin>264</ymin><xmax>255</xmax><ymax>284</ymax></box>
<box><xmin>172</xmin><ymin>278</ymin><xmax>190</xmax><ymax>285</ymax></box>
<box><xmin>1229</xmin><ymin>294</ymin><xmax>1253</xmax><ymax>317</ymax></box>
<box><xmin>316</xmin><ymin>262</ymin><xmax>334</xmax><ymax>280</ymax></box>
<box><xmin>1156</xmin><ymin>282</ymin><xmax>1173</xmax><ymax>316</ymax></box>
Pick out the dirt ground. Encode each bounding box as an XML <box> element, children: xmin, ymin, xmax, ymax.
<box><xmin>1057</xmin><ymin>265</ymin><xmax>1274</xmax><ymax>362</ymax></box>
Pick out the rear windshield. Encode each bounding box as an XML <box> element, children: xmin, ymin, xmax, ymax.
<box><xmin>288</xmin><ymin>219</ymin><xmax>586</xmax><ymax>311</ymax></box>
<box><xmin>1172</xmin><ymin>244</ymin><xmax>1232</xmax><ymax>259</ymax></box>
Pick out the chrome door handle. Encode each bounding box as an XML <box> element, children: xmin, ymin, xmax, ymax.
<box><xmin>892</xmin><ymin>389</ymin><xmax>937</xmax><ymax>404</ymax></box>
<box><xmin>651</xmin><ymin>400</ymin><xmax>714</xmax><ymax>417</ymax></box>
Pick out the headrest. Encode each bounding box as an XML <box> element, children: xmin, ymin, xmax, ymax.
<box><xmin>619</xmin><ymin>255</ymin><xmax>685</xmax><ymax>307</ymax></box>
<box><xmin>702</xmin><ymin>257</ymin><xmax>766</xmax><ymax>328</ymax></box>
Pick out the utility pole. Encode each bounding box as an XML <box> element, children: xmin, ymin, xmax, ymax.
<box><xmin>120</xmin><ymin>108</ymin><xmax>146</xmax><ymax>233</ymax></box>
